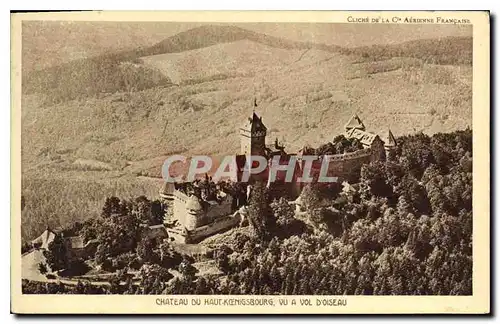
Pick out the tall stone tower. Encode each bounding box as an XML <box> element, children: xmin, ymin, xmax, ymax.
<box><xmin>240</xmin><ymin>105</ymin><xmax>267</xmax><ymax>156</ymax></box>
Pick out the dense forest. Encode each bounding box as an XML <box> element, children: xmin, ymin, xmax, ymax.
<box><xmin>22</xmin><ymin>56</ymin><xmax>172</xmax><ymax>105</ymax></box>
<box><xmin>23</xmin><ymin>129</ymin><xmax>472</xmax><ymax>295</ymax></box>
<box><xmin>341</xmin><ymin>36</ymin><xmax>472</xmax><ymax>66</ymax></box>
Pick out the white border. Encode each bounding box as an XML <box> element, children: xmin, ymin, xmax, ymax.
<box><xmin>5</xmin><ymin>1</ymin><xmax>496</xmax><ymax>323</ymax></box>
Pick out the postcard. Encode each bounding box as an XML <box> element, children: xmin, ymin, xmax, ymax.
<box><xmin>11</xmin><ymin>10</ymin><xmax>490</xmax><ymax>314</ymax></box>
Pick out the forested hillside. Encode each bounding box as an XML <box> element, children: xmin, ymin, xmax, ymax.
<box><xmin>341</xmin><ymin>36</ymin><xmax>472</xmax><ymax>65</ymax></box>
<box><xmin>22</xmin><ymin>25</ymin><xmax>472</xmax><ymax>105</ymax></box>
<box><xmin>23</xmin><ymin>129</ymin><xmax>472</xmax><ymax>295</ymax></box>
<box><xmin>22</xmin><ymin>57</ymin><xmax>172</xmax><ymax>105</ymax></box>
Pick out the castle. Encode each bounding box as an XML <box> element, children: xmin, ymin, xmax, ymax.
<box><xmin>294</xmin><ymin>114</ymin><xmax>396</xmax><ymax>186</ymax></box>
<box><xmin>161</xmin><ymin>106</ymin><xmax>397</xmax><ymax>243</ymax></box>
<box><xmin>164</xmin><ymin>178</ymin><xmax>243</xmax><ymax>243</ymax></box>
<box><xmin>234</xmin><ymin>110</ymin><xmax>396</xmax><ymax>195</ymax></box>
<box><xmin>28</xmin><ymin>109</ymin><xmax>398</xmax><ymax>253</ymax></box>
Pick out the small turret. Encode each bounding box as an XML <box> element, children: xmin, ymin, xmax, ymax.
<box><xmin>383</xmin><ymin>129</ymin><xmax>397</xmax><ymax>160</ymax></box>
<box><xmin>384</xmin><ymin>129</ymin><xmax>397</xmax><ymax>150</ymax></box>
<box><xmin>344</xmin><ymin>114</ymin><xmax>366</xmax><ymax>133</ymax></box>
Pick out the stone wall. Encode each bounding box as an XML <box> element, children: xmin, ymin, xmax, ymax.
<box><xmin>172</xmin><ymin>191</ymin><xmax>200</xmax><ymax>230</ymax></box>
<box><xmin>297</xmin><ymin>148</ymin><xmax>373</xmax><ymax>183</ymax></box>
<box><xmin>202</xmin><ymin>200</ymin><xmax>232</xmax><ymax>225</ymax></box>
<box><xmin>187</xmin><ymin>214</ymin><xmax>240</xmax><ymax>243</ymax></box>
<box><xmin>168</xmin><ymin>213</ymin><xmax>240</xmax><ymax>244</ymax></box>
<box><xmin>173</xmin><ymin>191</ymin><xmax>189</xmax><ymax>228</ymax></box>
<box><xmin>173</xmin><ymin>190</ymin><xmax>233</xmax><ymax>230</ymax></box>
<box><xmin>293</xmin><ymin>146</ymin><xmax>384</xmax><ymax>194</ymax></box>
<box><xmin>370</xmin><ymin>138</ymin><xmax>386</xmax><ymax>162</ymax></box>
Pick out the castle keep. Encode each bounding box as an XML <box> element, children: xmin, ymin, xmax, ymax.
<box><xmin>161</xmin><ymin>108</ymin><xmax>397</xmax><ymax>243</ymax></box>
<box><xmin>240</xmin><ymin>111</ymin><xmax>268</xmax><ymax>156</ymax></box>
<box><xmin>164</xmin><ymin>177</ymin><xmax>243</xmax><ymax>243</ymax></box>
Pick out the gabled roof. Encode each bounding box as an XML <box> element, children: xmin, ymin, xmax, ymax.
<box><xmin>346</xmin><ymin>128</ymin><xmax>379</xmax><ymax>146</ymax></box>
<box><xmin>31</xmin><ymin>229</ymin><xmax>57</xmax><ymax>250</ymax></box>
<box><xmin>344</xmin><ymin>114</ymin><xmax>366</xmax><ymax>132</ymax></box>
<box><xmin>384</xmin><ymin>129</ymin><xmax>397</xmax><ymax>147</ymax></box>
<box><xmin>159</xmin><ymin>182</ymin><xmax>175</xmax><ymax>196</ymax></box>
<box><xmin>241</xmin><ymin>112</ymin><xmax>267</xmax><ymax>133</ymax></box>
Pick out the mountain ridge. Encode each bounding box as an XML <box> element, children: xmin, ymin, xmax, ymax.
<box><xmin>22</xmin><ymin>25</ymin><xmax>331</xmax><ymax>104</ymax></box>
<box><xmin>135</xmin><ymin>25</ymin><xmax>341</xmax><ymax>56</ymax></box>
<box><xmin>22</xmin><ymin>25</ymin><xmax>472</xmax><ymax>105</ymax></box>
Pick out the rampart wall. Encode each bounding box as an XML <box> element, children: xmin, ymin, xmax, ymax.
<box><xmin>297</xmin><ymin>148</ymin><xmax>373</xmax><ymax>183</ymax></box>
<box><xmin>188</xmin><ymin>214</ymin><xmax>240</xmax><ymax>243</ymax></box>
<box><xmin>202</xmin><ymin>200</ymin><xmax>232</xmax><ymax>226</ymax></box>
<box><xmin>167</xmin><ymin>213</ymin><xmax>240</xmax><ymax>244</ymax></box>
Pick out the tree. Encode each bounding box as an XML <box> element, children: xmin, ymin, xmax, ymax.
<box><xmin>310</xmin><ymin>208</ymin><xmax>328</xmax><ymax>231</ymax></box>
<box><xmin>178</xmin><ymin>258</ymin><xmax>198</xmax><ymax>279</ymax></box>
<box><xmin>150</xmin><ymin>199</ymin><xmax>165</xmax><ymax>225</ymax></box>
<box><xmin>95</xmin><ymin>244</ymin><xmax>108</xmax><ymax>265</ymax></box>
<box><xmin>101</xmin><ymin>196</ymin><xmax>122</xmax><ymax>218</ymax></box>
<box><xmin>398</xmin><ymin>133</ymin><xmax>436</xmax><ymax>180</ymax></box>
<box><xmin>159</xmin><ymin>242</ymin><xmax>181</xmax><ymax>269</ymax></box>
<box><xmin>397</xmin><ymin>175</ymin><xmax>431</xmax><ymax>215</ymax></box>
<box><xmin>271</xmin><ymin>197</ymin><xmax>295</xmax><ymax>228</ymax></box>
<box><xmin>269</xmin><ymin>264</ymin><xmax>282</xmax><ymax>292</ymax></box>
<box><xmin>74</xmin><ymin>280</ymin><xmax>86</xmax><ymax>294</ymax></box>
<box><xmin>43</xmin><ymin>234</ymin><xmax>68</xmax><ymax>272</ymax></box>
<box><xmin>97</xmin><ymin>210</ymin><xmax>140</xmax><ymax>257</ymax></box>
<box><xmin>360</xmin><ymin>162</ymin><xmax>393</xmax><ymax>200</ymax></box>
<box><xmin>109</xmin><ymin>275</ymin><xmax>122</xmax><ymax>294</ymax></box>
<box><xmin>139</xmin><ymin>263</ymin><xmax>173</xmax><ymax>294</ymax></box>
<box><xmin>137</xmin><ymin>237</ymin><xmax>156</xmax><ymax>263</ymax></box>
<box><xmin>195</xmin><ymin>277</ymin><xmax>210</xmax><ymax>294</ymax></box>
<box><xmin>125</xmin><ymin>278</ymin><xmax>136</xmax><ymax>295</ymax></box>
<box><xmin>22</xmin><ymin>242</ymin><xmax>33</xmax><ymax>254</ymax></box>
<box><xmin>38</xmin><ymin>263</ymin><xmax>48</xmax><ymax>275</ymax></box>
<box><xmin>300</xmin><ymin>183</ymin><xmax>322</xmax><ymax>211</ymax></box>
<box><xmin>247</xmin><ymin>181</ymin><xmax>275</xmax><ymax>240</ymax></box>
<box><xmin>214</xmin><ymin>245</ymin><xmax>232</xmax><ymax>273</ymax></box>
<box><xmin>132</xmin><ymin>196</ymin><xmax>152</xmax><ymax>224</ymax></box>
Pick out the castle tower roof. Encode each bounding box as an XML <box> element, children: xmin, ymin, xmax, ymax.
<box><xmin>384</xmin><ymin>129</ymin><xmax>397</xmax><ymax>147</ymax></box>
<box><xmin>346</xmin><ymin>128</ymin><xmax>379</xmax><ymax>147</ymax></box>
<box><xmin>241</xmin><ymin>112</ymin><xmax>267</xmax><ymax>133</ymax></box>
<box><xmin>159</xmin><ymin>182</ymin><xmax>175</xmax><ymax>197</ymax></box>
<box><xmin>344</xmin><ymin>114</ymin><xmax>366</xmax><ymax>132</ymax></box>
<box><xmin>31</xmin><ymin>228</ymin><xmax>57</xmax><ymax>250</ymax></box>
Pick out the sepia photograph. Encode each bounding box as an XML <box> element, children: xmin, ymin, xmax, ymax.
<box><xmin>10</xmin><ymin>11</ymin><xmax>490</xmax><ymax>314</ymax></box>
